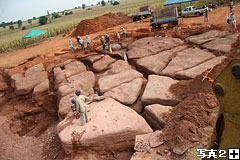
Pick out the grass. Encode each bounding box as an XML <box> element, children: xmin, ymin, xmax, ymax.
<box><xmin>0</xmin><ymin>0</ymin><xmax>234</xmax><ymax>53</ymax></box>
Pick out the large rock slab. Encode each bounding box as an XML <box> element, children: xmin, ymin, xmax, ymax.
<box><xmin>83</xmin><ymin>54</ymin><xmax>101</xmax><ymax>64</ymax></box>
<box><xmin>110</xmin><ymin>44</ymin><xmax>122</xmax><ymax>51</ymax></box>
<box><xmin>15</xmin><ymin>72</ymin><xmax>48</xmax><ymax>95</ymax></box>
<box><xmin>98</xmin><ymin>69</ymin><xmax>143</xmax><ymax>93</ymax></box>
<box><xmin>32</xmin><ymin>80</ymin><xmax>50</xmax><ymax>104</ymax></box>
<box><xmin>58</xmin><ymin>71</ymin><xmax>95</xmax><ymax>98</ymax></box>
<box><xmin>57</xmin><ymin>98</ymin><xmax>153</xmax><ymax>154</ymax></box>
<box><xmin>33</xmin><ymin>80</ymin><xmax>49</xmax><ymax>99</ymax></box>
<box><xmin>175</xmin><ymin>56</ymin><xmax>227</xmax><ymax>80</ymax></box>
<box><xmin>161</xmin><ymin>48</ymin><xmax>215</xmax><ymax>78</ymax></box>
<box><xmin>186</xmin><ymin>30</ymin><xmax>229</xmax><ymax>45</ymax></box>
<box><xmin>58</xmin><ymin>93</ymin><xmax>75</xmax><ymax>119</ymax></box>
<box><xmin>136</xmin><ymin>46</ymin><xmax>188</xmax><ymax>75</ymax></box>
<box><xmin>128</xmin><ymin>37</ymin><xmax>184</xmax><ymax>59</ymax></box>
<box><xmin>25</xmin><ymin>63</ymin><xmax>45</xmax><ymax>77</ymax></box>
<box><xmin>141</xmin><ymin>75</ymin><xmax>180</xmax><ymax>106</ymax></box>
<box><xmin>104</xmin><ymin>78</ymin><xmax>143</xmax><ymax>105</ymax></box>
<box><xmin>54</xmin><ymin>61</ymin><xmax>86</xmax><ymax>86</ymax></box>
<box><xmin>10</xmin><ymin>73</ymin><xmax>24</xmax><ymax>88</ymax></box>
<box><xmin>203</xmin><ymin>33</ymin><xmax>240</xmax><ymax>53</ymax></box>
<box><xmin>143</xmin><ymin>104</ymin><xmax>173</xmax><ymax>130</ymax></box>
<box><xmin>102</xmin><ymin>60</ymin><xmax>131</xmax><ymax>77</ymax></box>
<box><xmin>92</xmin><ymin>55</ymin><xmax>116</xmax><ymax>72</ymax></box>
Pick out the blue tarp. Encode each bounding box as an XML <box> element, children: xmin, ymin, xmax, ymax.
<box><xmin>22</xmin><ymin>29</ymin><xmax>49</xmax><ymax>39</ymax></box>
<box><xmin>164</xmin><ymin>0</ymin><xmax>199</xmax><ymax>6</ymax></box>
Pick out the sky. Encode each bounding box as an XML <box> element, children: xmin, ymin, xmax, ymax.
<box><xmin>0</xmin><ymin>0</ymin><xmax>101</xmax><ymax>23</ymax></box>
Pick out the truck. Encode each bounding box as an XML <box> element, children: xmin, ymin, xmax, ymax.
<box><xmin>182</xmin><ymin>6</ymin><xmax>206</xmax><ymax>17</ymax></box>
<box><xmin>150</xmin><ymin>7</ymin><xmax>179</xmax><ymax>29</ymax></box>
<box><xmin>130</xmin><ymin>6</ymin><xmax>153</xmax><ymax>21</ymax></box>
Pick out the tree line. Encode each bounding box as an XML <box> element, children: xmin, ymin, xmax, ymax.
<box><xmin>0</xmin><ymin>0</ymin><xmax>120</xmax><ymax>30</ymax></box>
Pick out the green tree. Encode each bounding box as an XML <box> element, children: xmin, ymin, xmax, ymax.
<box><xmin>28</xmin><ymin>19</ymin><xmax>32</xmax><ymax>25</ymax></box>
<box><xmin>9</xmin><ymin>25</ymin><xmax>14</xmax><ymax>30</ymax></box>
<box><xmin>22</xmin><ymin>26</ymin><xmax>26</xmax><ymax>30</ymax></box>
<box><xmin>17</xmin><ymin>20</ymin><xmax>22</xmax><ymax>28</ymax></box>
<box><xmin>33</xmin><ymin>17</ymin><xmax>36</xmax><ymax>20</ymax></box>
<box><xmin>101</xmin><ymin>0</ymin><xmax>106</xmax><ymax>6</ymax></box>
<box><xmin>113</xmin><ymin>1</ymin><xmax>120</xmax><ymax>5</ymax></box>
<box><xmin>52</xmin><ymin>12</ymin><xmax>61</xmax><ymax>19</ymax></box>
<box><xmin>39</xmin><ymin>16</ymin><xmax>48</xmax><ymax>25</ymax></box>
<box><xmin>1</xmin><ymin>22</ymin><xmax>6</xmax><ymax>28</ymax></box>
<box><xmin>82</xmin><ymin>4</ymin><xmax>86</xmax><ymax>9</ymax></box>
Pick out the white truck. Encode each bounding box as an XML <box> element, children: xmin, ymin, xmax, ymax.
<box><xmin>182</xmin><ymin>6</ymin><xmax>206</xmax><ymax>17</ymax></box>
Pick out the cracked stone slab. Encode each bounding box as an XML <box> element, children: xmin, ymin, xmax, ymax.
<box><xmin>98</xmin><ymin>69</ymin><xmax>143</xmax><ymax>93</ymax></box>
<box><xmin>186</xmin><ymin>30</ymin><xmax>229</xmax><ymax>45</ymax></box>
<box><xmin>57</xmin><ymin>71</ymin><xmax>95</xmax><ymax>98</ymax></box>
<box><xmin>102</xmin><ymin>60</ymin><xmax>131</xmax><ymax>77</ymax></box>
<box><xmin>143</xmin><ymin>104</ymin><xmax>173</xmax><ymax>130</ymax></box>
<box><xmin>104</xmin><ymin>78</ymin><xmax>143</xmax><ymax>105</ymax></box>
<box><xmin>92</xmin><ymin>55</ymin><xmax>116</xmax><ymax>72</ymax></box>
<box><xmin>161</xmin><ymin>48</ymin><xmax>215</xmax><ymax>78</ymax></box>
<box><xmin>175</xmin><ymin>56</ymin><xmax>227</xmax><ymax>79</ymax></box>
<box><xmin>128</xmin><ymin>37</ymin><xmax>184</xmax><ymax>59</ymax></box>
<box><xmin>57</xmin><ymin>98</ymin><xmax>153</xmax><ymax>154</ymax></box>
<box><xmin>141</xmin><ymin>75</ymin><xmax>180</xmax><ymax>106</ymax></box>
<box><xmin>136</xmin><ymin>45</ymin><xmax>188</xmax><ymax>75</ymax></box>
<box><xmin>203</xmin><ymin>33</ymin><xmax>240</xmax><ymax>53</ymax></box>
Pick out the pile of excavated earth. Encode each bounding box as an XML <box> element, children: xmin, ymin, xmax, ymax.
<box><xmin>71</xmin><ymin>12</ymin><xmax>131</xmax><ymax>37</ymax></box>
<box><xmin>0</xmin><ymin>29</ymin><xmax>239</xmax><ymax>159</ymax></box>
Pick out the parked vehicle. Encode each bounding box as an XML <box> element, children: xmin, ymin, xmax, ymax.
<box><xmin>182</xmin><ymin>6</ymin><xmax>206</xmax><ymax>17</ymax></box>
<box><xmin>130</xmin><ymin>6</ymin><xmax>154</xmax><ymax>21</ymax></box>
<box><xmin>150</xmin><ymin>7</ymin><xmax>179</xmax><ymax>29</ymax></box>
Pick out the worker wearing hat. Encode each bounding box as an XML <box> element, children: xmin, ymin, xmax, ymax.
<box><xmin>72</xmin><ymin>90</ymin><xmax>89</xmax><ymax>125</ymax></box>
<box><xmin>100</xmin><ymin>36</ymin><xmax>106</xmax><ymax>50</ymax></box>
<box><xmin>121</xmin><ymin>27</ymin><xmax>127</xmax><ymax>40</ymax></box>
<box><xmin>228</xmin><ymin>10</ymin><xmax>236</xmax><ymax>33</ymax></box>
<box><xmin>86</xmin><ymin>35</ymin><xmax>91</xmax><ymax>49</ymax></box>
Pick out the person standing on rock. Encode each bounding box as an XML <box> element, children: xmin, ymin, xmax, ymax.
<box><xmin>116</xmin><ymin>32</ymin><xmax>121</xmax><ymax>42</ymax></box>
<box><xmin>229</xmin><ymin>0</ymin><xmax>233</xmax><ymax>11</ymax></box>
<box><xmin>228</xmin><ymin>10</ymin><xmax>236</xmax><ymax>33</ymax></box>
<box><xmin>100</xmin><ymin>36</ymin><xmax>106</xmax><ymax>50</ymax></box>
<box><xmin>204</xmin><ymin>6</ymin><xmax>209</xmax><ymax>22</ymax></box>
<box><xmin>105</xmin><ymin>33</ymin><xmax>110</xmax><ymax>49</ymax></box>
<box><xmin>75</xmin><ymin>90</ymin><xmax>89</xmax><ymax>125</ymax></box>
<box><xmin>86</xmin><ymin>35</ymin><xmax>91</xmax><ymax>49</ymax></box>
<box><xmin>69</xmin><ymin>40</ymin><xmax>75</xmax><ymax>53</ymax></box>
<box><xmin>121</xmin><ymin>27</ymin><xmax>127</xmax><ymax>40</ymax></box>
<box><xmin>79</xmin><ymin>36</ymin><xmax>85</xmax><ymax>50</ymax></box>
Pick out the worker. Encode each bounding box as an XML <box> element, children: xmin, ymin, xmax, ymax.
<box><xmin>105</xmin><ymin>33</ymin><xmax>110</xmax><ymax>49</ymax></box>
<box><xmin>116</xmin><ymin>32</ymin><xmax>121</xmax><ymax>42</ymax></box>
<box><xmin>69</xmin><ymin>40</ymin><xmax>75</xmax><ymax>53</ymax></box>
<box><xmin>204</xmin><ymin>6</ymin><xmax>209</xmax><ymax>22</ymax></box>
<box><xmin>229</xmin><ymin>0</ymin><xmax>233</xmax><ymax>10</ymax></box>
<box><xmin>76</xmin><ymin>36</ymin><xmax>81</xmax><ymax>49</ymax></box>
<box><xmin>71</xmin><ymin>98</ymin><xmax>79</xmax><ymax>118</ymax></box>
<box><xmin>100</xmin><ymin>36</ymin><xmax>106</xmax><ymax>50</ymax></box>
<box><xmin>86</xmin><ymin>35</ymin><xmax>91</xmax><ymax>49</ymax></box>
<box><xmin>121</xmin><ymin>27</ymin><xmax>127</xmax><ymax>40</ymax></box>
<box><xmin>79</xmin><ymin>36</ymin><xmax>85</xmax><ymax>50</ymax></box>
<box><xmin>228</xmin><ymin>10</ymin><xmax>236</xmax><ymax>33</ymax></box>
<box><xmin>74</xmin><ymin>90</ymin><xmax>89</xmax><ymax>125</ymax></box>
<box><xmin>123</xmin><ymin>52</ymin><xmax>128</xmax><ymax>63</ymax></box>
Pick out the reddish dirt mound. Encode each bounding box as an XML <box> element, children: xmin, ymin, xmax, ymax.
<box><xmin>71</xmin><ymin>12</ymin><xmax>130</xmax><ymax>37</ymax></box>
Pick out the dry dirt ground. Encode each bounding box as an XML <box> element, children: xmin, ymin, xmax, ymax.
<box><xmin>0</xmin><ymin>4</ymin><xmax>240</xmax><ymax>160</ymax></box>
